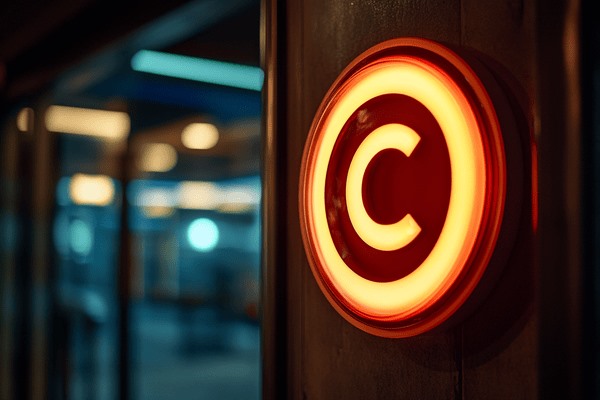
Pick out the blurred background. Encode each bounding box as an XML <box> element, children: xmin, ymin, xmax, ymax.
<box><xmin>0</xmin><ymin>0</ymin><xmax>262</xmax><ymax>399</ymax></box>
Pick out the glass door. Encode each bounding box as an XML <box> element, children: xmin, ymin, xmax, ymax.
<box><xmin>0</xmin><ymin>1</ymin><xmax>262</xmax><ymax>399</ymax></box>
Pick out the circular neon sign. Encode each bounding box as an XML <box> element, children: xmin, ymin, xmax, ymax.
<box><xmin>299</xmin><ymin>38</ymin><xmax>516</xmax><ymax>337</ymax></box>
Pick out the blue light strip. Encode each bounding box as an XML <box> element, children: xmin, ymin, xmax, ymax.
<box><xmin>131</xmin><ymin>49</ymin><xmax>264</xmax><ymax>91</ymax></box>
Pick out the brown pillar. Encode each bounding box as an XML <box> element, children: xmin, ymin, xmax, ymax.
<box><xmin>262</xmin><ymin>0</ymin><xmax>584</xmax><ymax>398</ymax></box>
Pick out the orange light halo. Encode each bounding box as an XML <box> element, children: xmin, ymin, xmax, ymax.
<box><xmin>299</xmin><ymin>38</ymin><xmax>510</xmax><ymax>338</ymax></box>
<box><xmin>307</xmin><ymin>58</ymin><xmax>486</xmax><ymax>318</ymax></box>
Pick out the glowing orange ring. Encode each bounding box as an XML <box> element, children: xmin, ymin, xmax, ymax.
<box><xmin>299</xmin><ymin>38</ymin><xmax>507</xmax><ymax>337</ymax></box>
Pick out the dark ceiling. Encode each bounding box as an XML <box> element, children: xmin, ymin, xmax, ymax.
<box><xmin>0</xmin><ymin>0</ymin><xmax>261</xmax><ymax>107</ymax></box>
<box><xmin>0</xmin><ymin>0</ymin><xmax>263</xmax><ymax>182</ymax></box>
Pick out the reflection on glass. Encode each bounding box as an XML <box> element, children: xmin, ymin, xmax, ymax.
<box><xmin>178</xmin><ymin>181</ymin><xmax>221</xmax><ymax>210</ymax></box>
<box><xmin>134</xmin><ymin>186</ymin><xmax>176</xmax><ymax>208</ymax></box>
<box><xmin>218</xmin><ymin>184</ymin><xmax>260</xmax><ymax>214</ymax></box>
<box><xmin>131</xmin><ymin>175</ymin><xmax>261</xmax><ymax>400</ymax></box>
<box><xmin>136</xmin><ymin>143</ymin><xmax>178</xmax><ymax>172</ymax></box>
<box><xmin>69</xmin><ymin>218</ymin><xmax>94</xmax><ymax>257</ymax></box>
<box><xmin>53</xmin><ymin>210</ymin><xmax>71</xmax><ymax>257</ymax></box>
<box><xmin>0</xmin><ymin>1</ymin><xmax>263</xmax><ymax>399</ymax></box>
<box><xmin>52</xmin><ymin>179</ymin><xmax>121</xmax><ymax>399</ymax></box>
<box><xmin>132</xmin><ymin>179</ymin><xmax>261</xmax><ymax>214</ymax></box>
<box><xmin>141</xmin><ymin>205</ymin><xmax>175</xmax><ymax>219</ymax></box>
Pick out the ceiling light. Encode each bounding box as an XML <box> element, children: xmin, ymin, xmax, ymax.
<box><xmin>69</xmin><ymin>174</ymin><xmax>115</xmax><ymax>206</ymax></box>
<box><xmin>137</xmin><ymin>143</ymin><xmax>178</xmax><ymax>172</ymax></box>
<box><xmin>181</xmin><ymin>122</ymin><xmax>219</xmax><ymax>150</ymax></box>
<box><xmin>45</xmin><ymin>105</ymin><xmax>130</xmax><ymax>141</ymax></box>
<box><xmin>131</xmin><ymin>49</ymin><xmax>264</xmax><ymax>91</ymax></box>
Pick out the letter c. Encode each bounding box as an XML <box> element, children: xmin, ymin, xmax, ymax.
<box><xmin>346</xmin><ymin>123</ymin><xmax>421</xmax><ymax>251</ymax></box>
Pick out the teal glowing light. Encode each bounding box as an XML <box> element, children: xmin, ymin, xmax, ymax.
<box><xmin>131</xmin><ymin>50</ymin><xmax>264</xmax><ymax>91</ymax></box>
<box><xmin>187</xmin><ymin>218</ymin><xmax>219</xmax><ymax>252</ymax></box>
<box><xmin>70</xmin><ymin>219</ymin><xmax>93</xmax><ymax>256</ymax></box>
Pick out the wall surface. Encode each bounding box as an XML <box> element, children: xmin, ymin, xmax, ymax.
<box><xmin>261</xmin><ymin>0</ymin><xmax>573</xmax><ymax>398</ymax></box>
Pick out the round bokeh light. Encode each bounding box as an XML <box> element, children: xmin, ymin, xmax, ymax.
<box><xmin>187</xmin><ymin>218</ymin><xmax>220</xmax><ymax>252</ymax></box>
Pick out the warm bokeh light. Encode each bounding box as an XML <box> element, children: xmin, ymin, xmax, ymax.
<box><xmin>137</xmin><ymin>143</ymin><xmax>178</xmax><ymax>172</ymax></box>
<box><xmin>178</xmin><ymin>181</ymin><xmax>259</xmax><ymax>212</ymax></box>
<box><xmin>346</xmin><ymin>123</ymin><xmax>422</xmax><ymax>251</ymax></box>
<box><xmin>16</xmin><ymin>107</ymin><xmax>33</xmax><ymax>132</ymax></box>
<box><xmin>45</xmin><ymin>105</ymin><xmax>130</xmax><ymax>141</ymax></box>
<box><xmin>178</xmin><ymin>181</ymin><xmax>221</xmax><ymax>210</ymax></box>
<box><xmin>218</xmin><ymin>187</ymin><xmax>259</xmax><ymax>213</ymax></box>
<box><xmin>69</xmin><ymin>173</ymin><xmax>115</xmax><ymax>206</ymax></box>
<box><xmin>135</xmin><ymin>187</ymin><xmax>176</xmax><ymax>208</ymax></box>
<box><xmin>181</xmin><ymin>122</ymin><xmax>220</xmax><ymax>150</ymax></box>
<box><xmin>131</xmin><ymin>49</ymin><xmax>264</xmax><ymax>92</ymax></box>
<box><xmin>131</xmin><ymin>179</ymin><xmax>260</xmax><ymax>215</ymax></box>
<box><xmin>187</xmin><ymin>218</ymin><xmax>219</xmax><ymax>252</ymax></box>
<box><xmin>141</xmin><ymin>206</ymin><xmax>175</xmax><ymax>219</ymax></box>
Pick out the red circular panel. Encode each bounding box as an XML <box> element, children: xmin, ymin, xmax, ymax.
<box><xmin>325</xmin><ymin>94</ymin><xmax>452</xmax><ymax>282</ymax></box>
<box><xmin>299</xmin><ymin>38</ymin><xmax>511</xmax><ymax>337</ymax></box>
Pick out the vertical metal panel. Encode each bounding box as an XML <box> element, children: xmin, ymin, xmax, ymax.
<box><xmin>0</xmin><ymin>117</ymin><xmax>20</xmax><ymax>400</ymax></box>
<box><xmin>261</xmin><ymin>0</ymin><xmax>290</xmax><ymax>398</ymax></box>
<box><xmin>29</xmin><ymin>98</ymin><xmax>57</xmax><ymax>400</ymax></box>
<box><xmin>581</xmin><ymin>0</ymin><xmax>600</xmax><ymax>396</ymax></box>
<box><xmin>1</xmin><ymin>98</ymin><xmax>59</xmax><ymax>400</ymax></box>
<box><xmin>265</xmin><ymin>0</ymin><xmax>586</xmax><ymax>397</ymax></box>
<box><xmin>13</xmin><ymin>114</ymin><xmax>35</xmax><ymax>400</ymax></box>
<box><xmin>284</xmin><ymin>1</ymin><xmax>306</xmax><ymax>397</ymax></box>
<box><xmin>536</xmin><ymin>0</ymin><xmax>584</xmax><ymax>398</ymax></box>
<box><xmin>117</xmin><ymin>145</ymin><xmax>132</xmax><ymax>400</ymax></box>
